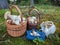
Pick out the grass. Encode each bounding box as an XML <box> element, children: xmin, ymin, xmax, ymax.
<box><xmin>0</xmin><ymin>4</ymin><xmax>60</xmax><ymax>45</ymax></box>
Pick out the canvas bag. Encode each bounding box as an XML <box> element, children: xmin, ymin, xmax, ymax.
<box><xmin>40</xmin><ymin>21</ymin><xmax>56</xmax><ymax>37</ymax></box>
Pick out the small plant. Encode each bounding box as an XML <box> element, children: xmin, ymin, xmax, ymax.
<box><xmin>33</xmin><ymin>37</ymin><xmax>45</xmax><ymax>45</ymax></box>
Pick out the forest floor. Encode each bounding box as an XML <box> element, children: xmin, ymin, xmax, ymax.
<box><xmin>0</xmin><ymin>4</ymin><xmax>60</xmax><ymax>45</ymax></box>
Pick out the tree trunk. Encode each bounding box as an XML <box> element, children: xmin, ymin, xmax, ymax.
<box><xmin>30</xmin><ymin>0</ymin><xmax>34</xmax><ymax>7</ymax></box>
<box><xmin>0</xmin><ymin>0</ymin><xmax>9</xmax><ymax>9</ymax></box>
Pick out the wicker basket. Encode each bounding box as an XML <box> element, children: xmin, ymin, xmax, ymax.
<box><xmin>27</xmin><ymin>7</ymin><xmax>40</xmax><ymax>29</ymax></box>
<box><xmin>4</xmin><ymin>5</ymin><xmax>27</xmax><ymax>37</ymax></box>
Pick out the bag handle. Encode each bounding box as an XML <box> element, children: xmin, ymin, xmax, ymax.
<box><xmin>10</xmin><ymin>5</ymin><xmax>22</xmax><ymax>21</ymax></box>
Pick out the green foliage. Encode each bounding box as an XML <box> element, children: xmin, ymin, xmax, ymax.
<box><xmin>8</xmin><ymin>0</ymin><xmax>60</xmax><ymax>6</ymax></box>
<box><xmin>0</xmin><ymin>9</ymin><xmax>8</xmax><ymax>18</ymax></box>
<box><xmin>17</xmin><ymin>0</ymin><xmax>29</xmax><ymax>6</ymax></box>
<box><xmin>0</xmin><ymin>9</ymin><xmax>8</xmax><ymax>23</ymax></box>
<box><xmin>33</xmin><ymin>37</ymin><xmax>45</xmax><ymax>45</ymax></box>
<box><xmin>40</xmin><ymin>0</ymin><xmax>48</xmax><ymax>4</ymax></box>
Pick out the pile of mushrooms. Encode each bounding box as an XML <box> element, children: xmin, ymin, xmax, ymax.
<box><xmin>4</xmin><ymin>11</ymin><xmax>26</xmax><ymax>25</ymax></box>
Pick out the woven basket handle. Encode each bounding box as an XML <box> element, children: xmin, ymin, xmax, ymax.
<box><xmin>10</xmin><ymin>5</ymin><xmax>22</xmax><ymax>21</ymax></box>
<box><xmin>28</xmin><ymin>7</ymin><xmax>40</xmax><ymax>23</ymax></box>
<box><xmin>28</xmin><ymin>7</ymin><xmax>40</xmax><ymax>19</ymax></box>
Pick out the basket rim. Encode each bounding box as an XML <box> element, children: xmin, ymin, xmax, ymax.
<box><xmin>10</xmin><ymin>5</ymin><xmax>23</xmax><ymax>21</ymax></box>
<box><xmin>5</xmin><ymin>20</ymin><xmax>27</xmax><ymax>26</ymax></box>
